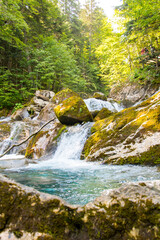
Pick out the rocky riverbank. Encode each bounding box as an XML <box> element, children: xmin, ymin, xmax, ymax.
<box><xmin>83</xmin><ymin>90</ymin><xmax>160</xmax><ymax>165</ymax></box>
<box><xmin>0</xmin><ymin>174</ymin><xmax>160</xmax><ymax>240</ymax></box>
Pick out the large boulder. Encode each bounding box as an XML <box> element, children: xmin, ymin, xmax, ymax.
<box><xmin>53</xmin><ymin>89</ymin><xmax>93</xmax><ymax>125</ymax></box>
<box><xmin>52</xmin><ymin>88</ymin><xmax>79</xmax><ymax>105</ymax></box>
<box><xmin>0</xmin><ymin>174</ymin><xmax>160</xmax><ymax>240</ymax></box>
<box><xmin>83</xmin><ymin>91</ymin><xmax>160</xmax><ymax>165</ymax></box>
<box><xmin>54</xmin><ymin>96</ymin><xmax>93</xmax><ymax>125</ymax></box>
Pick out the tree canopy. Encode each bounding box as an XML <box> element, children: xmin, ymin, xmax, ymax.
<box><xmin>0</xmin><ymin>0</ymin><xmax>159</xmax><ymax>109</ymax></box>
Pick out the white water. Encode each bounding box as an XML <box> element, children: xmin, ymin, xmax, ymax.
<box><xmin>1</xmin><ymin>98</ymin><xmax>160</xmax><ymax>205</ymax></box>
<box><xmin>0</xmin><ymin>122</ymin><xmax>27</xmax><ymax>155</ymax></box>
<box><xmin>26</xmin><ymin>122</ymin><xmax>94</xmax><ymax>170</ymax></box>
<box><xmin>84</xmin><ymin>98</ymin><xmax>123</xmax><ymax>112</ymax></box>
<box><xmin>3</xmin><ymin>121</ymin><xmax>160</xmax><ymax>205</ymax></box>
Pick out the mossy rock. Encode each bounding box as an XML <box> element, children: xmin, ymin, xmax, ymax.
<box><xmin>0</xmin><ymin>122</ymin><xmax>11</xmax><ymax>141</ymax></box>
<box><xmin>0</xmin><ymin>109</ymin><xmax>9</xmax><ymax>118</ymax></box>
<box><xmin>83</xmin><ymin>91</ymin><xmax>160</xmax><ymax>165</ymax></box>
<box><xmin>1</xmin><ymin>175</ymin><xmax>160</xmax><ymax>240</ymax></box>
<box><xmin>25</xmin><ymin>123</ymin><xmax>66</xmax><ymax>159</ymax></box>
<box><xmin>52</xmin><ymin>88</ymin><xmax>79</xmax><ymax>105</ymax></box>
<box><xmin>93</xmin><ymin>92</ymin><xmax>107</xmax><ymax>101</ymax></box>
<box><xmin>54</xmin><ymin>95</ymin><xmax>93</xmax><ymax>125</ymax></box>
<box><xmin>94</xmin><ymin>108</ymin><xmax>113</xmax><ymax>121</ymax></box>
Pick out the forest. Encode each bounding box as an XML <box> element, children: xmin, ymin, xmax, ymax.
<box><xmin>0</xmin><ymin>0</ymin><xmax>159</xmax><ymax>109</ymax></box>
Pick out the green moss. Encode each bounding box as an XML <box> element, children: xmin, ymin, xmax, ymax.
<box><xmin>94</xmin><ymin>108</ymin><xmax>113</xmax><ymax>122</ymax></box>
<box><xmin>0</xmin><ymin>123</ymin><xmax>11</xmax><ymax>134</ymax></box>
<box><xmin>1</xmin><ymin>178</ymin><xmax>160</xmax><ymax>239</ymax></box>
<box><xmin>54</xmin><ymin>95</ymin><xmax>93</xmax><ymax>125</ymax></box>
<box><xmin>0</xmin><ymin>109</ymin><xmax>9</xmax><ymax>118</ymax></box>
<box><xmin>25</xmin><ymin>131</ymin><xmax>48</xmax><ymax>159</ymax></box>
<box><xmin>52</xmin><ymin>125</ymin><xmax>66</xmax><ymax>141</ymax></box>
<box><xmin>52</xmin><ymin>88</ymin><xmax>79</xmax><ymax>105</ymax></box>
<box><xmin>116</xmin><ymin>144</ymin><xmax>160</xmax><ymax>165</ymax></box>
<box><xmin>83</xmin><ymin>92</ymin><xmax>160</xmax><ymax>164</ymax></box>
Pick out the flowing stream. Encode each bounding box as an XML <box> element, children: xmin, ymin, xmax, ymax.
<box><xmin>1</xmin><ymin>98</ymin><xmax>160</xmax><ymax>205</ymax></box>
<box><xmin>2</xmin><ymin>122</ymin><xmax>160</xmax><ymax>205</ymax></box>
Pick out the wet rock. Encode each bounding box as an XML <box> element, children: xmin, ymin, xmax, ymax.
<box><xmin>83</xmin><ymin>91</ymin><xmax>160</xmax><ymax>165</ymax></box>
<box><xmin>0</xmin><ymin>122</ymin><xmax>11</xmax><ymax>141</ymax></box>
<box><xmin>0</xmin><ymin>174</ymin><xmax>160</xmax><ymax>240</ymax></box>
<box><xmin>11</xmin><ymin>108</ymin><xmax>29</xmax><ymax>121</ymax></box>
<box><xmin>25</xmin><ymin>122</ymin><xmax>66</xmax><ymax>159</ymax></box>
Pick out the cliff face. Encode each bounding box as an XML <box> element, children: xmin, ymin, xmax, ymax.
<box><xmin>109</xmin><ymin>82</ymin><xmax>159</xmax><ymax>108</ymax></box>
<box><xmin>83</xmin><ymin>91</ymin><xmax>160</xmax><ymax>165</ymax></box>
<box><xmin>0</xmin><ymin>174</ymin><xmax>160</xmax><ymax>240</ymax></box>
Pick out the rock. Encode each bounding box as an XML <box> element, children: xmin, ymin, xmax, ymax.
<box><xmin>35</xmin><ymin>90</ymin><xmax>55</xmax><ymax>101</ymax></box>
<box><xmin>93</xmin><ymin>92</ymin><xmax>107</xmax><ymax>101</ymax></box>
<box><xmin>54</xmin><ymin>95</ymin><xmax>93</xmax><ymax>125</ymax></box>
<box><xmin>83</xmin><ymin>91</ymin><xmax>160</xmax><ymax>165</ymax></box>
<box><xmin>0</xmin><ymin>122</ymin><xmax>11</xmax><ymax>142</ymax></box>
<box><xmin>27</xmin><ymin>97</ymin><xmax>49</xmax><ymax>118</ymax></box>
<box><xmin>37</xmin><ymin>103</ymin><xmax>56</xmax><ymax>122</ymax></box>
<box><xmin>109</xmin><ymin>82</ymin><xmax>158</xmax><ymax>107</ymax></box>
<box><xmin>52</xmin><ymin>88</ymin><xmax>79</xmax><ymax>105</ymax></box>
<box><xmin>0</xmin><ymin>174</ymin><xmax>160</xmax><ymax>240</ymax></box>
<box><xmin>25</xmin><ymin>123</ymin><xmax>66</xmax><ymax>159</ymax></box>
<box><xmin>26</xmin><ymin>91</ymin><xmax>55</xmax><ymax>118</ymax></box>
<box><xmin>11</xmin><ymin>108</ymin><xmax>29</xmax><ymax>121</ymax></box>
<box><xmin>94</xmin><ymin>108</ymin><xmax>113</xmax><ymax>121</ymax></box>
<box><xmin>0</xmin><ymin>109</ymin><xmax>9</xmax><ymax>118</ymax></box>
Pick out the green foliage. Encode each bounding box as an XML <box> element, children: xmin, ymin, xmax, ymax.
<box><xmin>12</xmin><ymin>103</ymin><xmax>23</xmax><ymax>113</ymax></box>
<box><xmin>0</xmin><ymin>0</ymin><xmax>159</xmax><ymax>110</ymax></box>
<box><xmin>32</xmin><ymin>37</ymin><xmax>86</xmax><ymax>92</ymax></box>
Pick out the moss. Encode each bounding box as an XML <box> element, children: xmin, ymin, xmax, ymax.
<box><xmin>116</xmin><ymin>144</ymin><xmax>160</xmax><ymax>166</ymax></box>
<box><xmin>12</xmin><ymin>230</ymin><xmax>23</xmax><ymax>238</ymax></box>
<box><xmin>25</xmin><ymin>131</ymin><xmax>48</xmax><ymax>159</ymax></box>
<box><xmin>0</xmin><ymin>109</ymin><xmax>9</xmax><ymax>118</ymax></box>
<box><xmin>83</xmin><ymin>92</ymin><xmax>160</xmax><ymax>164</ymax></box>
<box><xmin>1</xmin><ymin>178</ymin><xmax>160</xmax><ymax>239</ymax></box>
<box><xmin>52</xmin><ymin>88</ymin><xmax>79</xmax><ymax>105</ymax></box>
<box><xmin>94</xmin><ymin>108</ymin><xmax>113</xmax><ymax>121</ymax></box>
<box><xmin>52</xmin><ymin>125</ymin><xmax>66</xmax><ymax>141</ymax></box>
<box><xmin>0</xmin><ymin>123</ymin><xmax>11</xmax><ymax>134</ymax></box>
<box><xmin>54</xmin><ymin>95</ymin><xmax>93</xmax><ymax>125</ymax></box>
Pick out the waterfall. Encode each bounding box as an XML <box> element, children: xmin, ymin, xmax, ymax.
<box><xmin>84</xmin><ymin>98</ymin><xmax>123</xmax><ymax>112</ymax></box>
<box><xmin>0</xmin><ymin>121</ymin><xmax>30</xmax><ymax>155</ymax></box>
<box><xmin>28</xmin><ymin>122</ymin><xmax>93</xmax><ymax>170</ymax></box>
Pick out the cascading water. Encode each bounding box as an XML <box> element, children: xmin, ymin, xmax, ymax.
<box><xmin>1</xmin><ymin>97</ymin><xmax>160</xmax><ymax>205</ymax></box>
<box><xmin>84</xmin><ymin>98</ymin><xmax>123</xmax><ymax>112</ymax></box>
<box><xmin>2</xmin><ymin>121</ymin><xmax>160</xmax><ymax>205</ymax></box>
